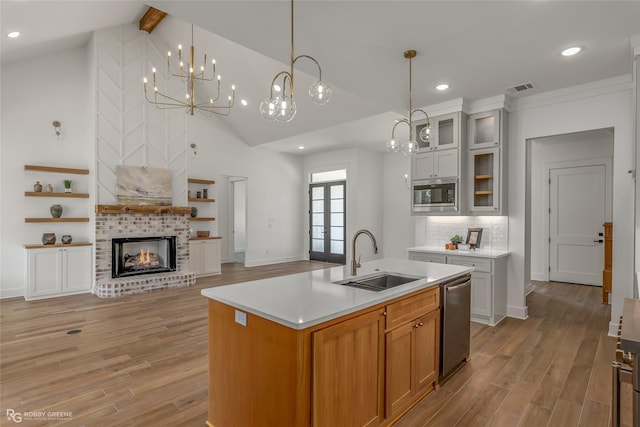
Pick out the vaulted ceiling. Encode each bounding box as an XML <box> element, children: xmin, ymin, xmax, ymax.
<box><xmin>2</xmin><ymin>1</ymin><xmax>639</xmax><ymax>154</ymax></box>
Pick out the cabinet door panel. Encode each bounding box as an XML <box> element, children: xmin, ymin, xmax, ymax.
<box><xmin>189</xmin><ymin>241</ymin><xmax>203</xmax><ymax>274</ymax></box>
<box><xmin>28</xmin><ymin>249</ymin><xmax>61</xmax><ymax>298</ymax></box>
<box><xmin>415</xmin><ymin>310</ymin><xmax>439</xmax><ymax>392</ymax></box>
<box><xmin>434</xmin><ymin>150</ymin><xmax>458</xmax><ymax>177</ymax></box>
<box><xmin>412</xmin><ymin>152</ymin><xmax>435</xmax><ymax>180</ymax></box>
<box><xmin>385</xmin><ymin>321</ymin><xmax>414</xmax><ymax>416</ymax></box>
<box><xmin>313</xmin><ymin>310</ymin><xmax>383</xmax><ymax>427</ymax></box>
<box><xmin>468</xmin><ymin>110</ymin><xmax>500</xmax><ymax>149</ymax></box>
<box><xmin>63</xmin><ymin>246</ymin><xmax>92</xmax><ymax>292</ymax></box>
<box><xmin>202</xmin><ymin>240</ymin><xmax>221</xmax><ymax>274</ymax></box>
<box><xmin>470</xmin><ymin>272</ymin><xmax>493</xmax><ymax>318</ymax></box>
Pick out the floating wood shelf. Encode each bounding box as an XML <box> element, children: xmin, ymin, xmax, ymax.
<box><xmin>25</xmin><ymin>218</ymin><xmax>90</xmax><ymax>223</ymax></box>
<box><xmin>188</xmin><ymin>198</ymin><xmax>215</xmax><ymax>203</ymax></box>
<box><xmin>188</xmin><ymin>178</ymin><xmax>215</xmax><ymax>185</ymax></box>
<box><xmin>189</xmin><ymin>237</ymin><xmax>222</xmax><ymax>241</ymax></box>
<box><xmin>95</xmin><ymin>205</ymin><xmax>191</xmax><ymax>215</ymax></box>
<box><xmin>23</xmin><ymin>242</ymin><xmax>93</xmax><ymax>249</ymax></box>
<box><xmin>474</xmin><ymin>175</ymin><xmax>494</xmax><ymax>180</ymax></box>
<box><xmin>24</xmin><ymin>165</ymin><xmax>90</xmax><ymax>175</ymax></box>
<box><xmin>190</xmin><ymin>217</ymin><xmax>216</xmax><ymax>221</ymax></box>
<box><xmin>25</xmin><ymin>192</ymin><xmax>89</xmax><ymax>198</ymax></box>
<box><xmin>474</xmin><ymin>191</ymin><xmax>494</xmax><ymax>196</ymax></box>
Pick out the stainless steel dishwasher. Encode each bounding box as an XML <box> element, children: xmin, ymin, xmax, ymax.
<box><xmin>439</xmin><ymin>274</ymin><xmax>472</xmax><ymax>382</ymax></box>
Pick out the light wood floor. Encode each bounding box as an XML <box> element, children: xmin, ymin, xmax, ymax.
<box><xmin>0</xmin><ymin>264</ymin><xmax>632</xmax><ymax>426</ymax></box>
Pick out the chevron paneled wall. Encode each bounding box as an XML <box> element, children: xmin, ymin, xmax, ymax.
<box><xmin>95</xmin><ymin>24</ymin><xmax>187</xmax><ymax>205</ymax></box>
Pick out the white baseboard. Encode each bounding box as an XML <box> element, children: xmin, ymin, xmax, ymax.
<box><xmin>0</xmin><ymin>288</ymin><xmax>24</xmax><ymax>299</ymax></box>
<box><xmin>530</xmin><ymin>273</ymin><xmax>546</xmax><ymax>281</ymax></box>
<box><xmin>525</xmin><ymin>282</ymin><xmax>534</xmax><ymax>296</ymax></box>
<box><xmin>244</xmin><ymin>255</ymin><xmax>304</xmax><ymax>268</ymax></box>
<box><xmin>507</xmin><ymin>304</ymin><xmax>529</xmax><ymax>320</ymax></box>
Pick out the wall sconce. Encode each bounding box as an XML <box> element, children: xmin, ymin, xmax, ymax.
<box><xmin>52</xmin><ymin>120</ymin><xmax>61</xmax><ymax>139</ymax></box>
<box><xmin>190</xmin><ymin>143</ymin><xmax>198</xmax><ymax>156</ymax></box>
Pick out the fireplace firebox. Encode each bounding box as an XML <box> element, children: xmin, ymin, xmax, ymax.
<box><xmin>112</xmin><ymin>236</ymin><xmax>177</xmax><ymax>278</ymax></box>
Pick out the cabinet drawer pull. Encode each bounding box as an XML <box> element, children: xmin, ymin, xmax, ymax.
<box><xmin>461</xmin><ymin>263</ymin><xmax>475</xmax><ymax>267</ymax></box>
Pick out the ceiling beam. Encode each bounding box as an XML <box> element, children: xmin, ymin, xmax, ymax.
<box><xmin>139</xmin><ymin>7</ymin><xmax>167</xmax><ymax>33</ymax></box>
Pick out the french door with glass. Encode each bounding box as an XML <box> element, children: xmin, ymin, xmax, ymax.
<box><xmin>309</xmin><ymin>181</ymin><xmax>346</xmax><ymax>264</ymax></box>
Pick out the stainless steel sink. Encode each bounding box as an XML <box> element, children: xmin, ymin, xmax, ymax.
<box><xmin>334</xmin><ymin>273</ymin><xmax>422</xmax><ymax>292</ymax></box>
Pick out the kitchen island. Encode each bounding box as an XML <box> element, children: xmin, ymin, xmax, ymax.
<box><xmin>201</xmin><ymin>258</ymin><xmax>473</xmax><ymax>427</ymax></box>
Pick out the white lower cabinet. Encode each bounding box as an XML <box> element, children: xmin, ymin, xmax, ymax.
<box><xmin>409</xmin><ymin>250</ymin><xmax>508</xmax><ymax>326</ymax></box>
<box><xmin>189</xmin><ymin>239</ymin><xmax>221</xmax><ymax>277</ymax></box>
<box><xmin>26</xmin><ymin>245</ymin><xmax>92</xmax><ymax>300</ymax></box>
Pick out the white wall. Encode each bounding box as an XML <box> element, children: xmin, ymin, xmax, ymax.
<box><xmin>303</xmin><ymin>148</ymin><xmax>384</xmax><ymax>264</ymax></box>
<box><xmin>530</xmin><ymin>130</ymin><xmax>614</xmax><ymax>280</ymax></box>
<box><xmin>1</xmin><ymin>46</ymin><xmax>95</xmax><ymax>298</ymax></box>
<box><xmin>187</xmin><ymin>115</ymin><xmax>305</xmax><ymax>267</ymax></box>
<box><xmin>233</xmin><ymin>179</ymin><xmax>247</xmax><ymax>252</ymax></box>
<box><xmin>508</xmin><ymin>76</ymin><xmax>635</xmax><ymax>330</ymax></box>
<box><xmin>382</xmin><ymin>151</ymin><xmax>415</xmax><ymax>258</ymax></box>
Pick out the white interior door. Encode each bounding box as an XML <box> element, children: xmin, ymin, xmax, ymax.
<box><xmin>549</xmin><ymin>164</ymin><xmax>605</xmax><ymax>285</ymax></box>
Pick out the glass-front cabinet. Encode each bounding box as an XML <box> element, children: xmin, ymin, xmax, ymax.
<box><xmin>468</xmin><ymin>109</ymin><xmax>501</xmax><ymax>149</ymax></box>
<box><xmin>469</xmin><ymin>148</ymin><xmax>500</xmax><ymax>212</ymax></box>
<box><xmin>414</xmin><ymin>112</ymin><xmax>461</xmax><ymax>152</ymax></box>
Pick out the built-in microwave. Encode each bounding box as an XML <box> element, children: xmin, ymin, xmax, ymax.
<box><xmin>412</xmin><ymin>177</ymin><xmax>458</xmax><ymax>213</ymax></box>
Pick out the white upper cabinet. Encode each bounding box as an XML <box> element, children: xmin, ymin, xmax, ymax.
<box><xmin>467</xmin><ymin>108</ymin><xmax>507</xmax><ymax>215</ymax></box>
<box><xmin>468</xmin><ymin>109</ymin><xmax>501</xmax><ymax>149</ymax></box>
<box><xmin>415</xmin><ymin>112</ymin><xmax>462</xmax><ymax>152</ymax></box>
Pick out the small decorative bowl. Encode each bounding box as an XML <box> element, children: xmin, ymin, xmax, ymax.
<box><xmin>197</xmin><ymin>230</ymin><xmax>210</xmax><ymax>238</ymax></box>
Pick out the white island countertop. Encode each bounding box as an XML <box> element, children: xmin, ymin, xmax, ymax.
<box><xmin>201</xmin><ymin>258</ymin><xmax>473</xmax><ymax>330</ymax></box>
<box><xmin>408</xmin><ymin>246</ymin><xmax>510</xmax><ymax>259</ymax></box>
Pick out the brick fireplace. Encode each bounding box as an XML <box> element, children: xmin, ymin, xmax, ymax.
<box><xmin>94</xmin><ymin>205</ymin><xmax>195</xmax><ymax>297</ymax></box>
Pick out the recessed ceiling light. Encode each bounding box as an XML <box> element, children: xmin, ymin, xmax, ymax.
<box><xmin>240</xmin><ymin>99</ymin><xmax>248</xmax><ymax>106</ymax></box>
<box><xmin>561</xmin><ymin>46</ymin><xmax>581</xmax><ymax>57</ymax></box>
<box><xmin>273</xmin><ymin>84</ymin><xmax>282</xmax><ymax>92</ymax></box>
<box><xmin>436</xmin><ymin>84</ymin><xmax>450</xmax><ymax>91</ymax></box>
<box><xmin>7</xmin><ymin>31</ymin><xmax>20</xmax><ymax>38</ymax></box>
<box><xmin>298</xmin><ymin>146</ymin><xmax>305</xmax><ymax>150</ymax></box>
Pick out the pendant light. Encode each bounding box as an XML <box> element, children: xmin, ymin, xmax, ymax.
<box><xmin>259</xmin><ymin>0</ymin><xmax>332</xmax><ymax>122</ymax></box>
<box><xmin>386</xmin><ymin>50</ymin><xmax>431</xmax><ymax>155</ymax></box>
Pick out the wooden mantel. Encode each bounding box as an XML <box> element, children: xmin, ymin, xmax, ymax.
<box><xmin>95</xmin><ymin>205</ymin><xmax>191</xmax><ymax>215</ymax></box>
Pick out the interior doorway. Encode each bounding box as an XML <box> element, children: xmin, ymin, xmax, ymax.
<box><xmin>529</xmin><ymin>128</ymin><xmax>613</xmax><ymax>286</ymax></box>
<box><xmin>227</xmin><ymin>177</ymin><xmax>247</xmax><ymax>265</ymax></box>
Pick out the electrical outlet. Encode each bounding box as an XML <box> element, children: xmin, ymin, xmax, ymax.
<box><xmin>235</xmin><ymin>310</ymin><xmax>247</xmax><ymax>326</ymax></box>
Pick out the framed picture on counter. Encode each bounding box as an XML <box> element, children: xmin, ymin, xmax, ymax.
<box><xmin>466</xmin><ymin>228</ymin><xmax>483</xmax><ymax>248</ymax></box>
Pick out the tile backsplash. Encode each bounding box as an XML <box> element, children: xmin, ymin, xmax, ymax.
<box><xmin>415</xmin><ymin>216</ymin><xmax>508</xmax><ymax>251</ymax></box>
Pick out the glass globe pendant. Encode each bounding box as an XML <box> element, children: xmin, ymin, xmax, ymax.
<box><xmin>274</xmin><ymin>95</ymin><xmax>297</xmax><ymax>122</ymax></box>
<box><xmin>401</xmin><ymin>139</ymin><xmax>419</xmax><ymax>156</ymax></box>
<box><xmin>385</xmin><ymin>138</ymin><xmax>401</xmax><ymax>153</ymax></box>
<box><xmin>309</xmin><ymin>80</ymin><xmax>332</xmax><ymax>105</ymax></box>
<box><xmin>418</xmin><ymin>125</ymin><xmax>430</xmax><ymax>143</ymax></box>
<box><xmin>259</xmin><ymin>97</ymin><xmax>278</xmax><ymax>120</ymax></box>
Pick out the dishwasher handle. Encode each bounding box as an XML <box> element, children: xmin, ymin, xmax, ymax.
<box><xmin>446</xmin><ymin>280</ymin><xmax>471</xmax><ymax>292</ymax></box>
<box><xmin>442</xmin><ymin>274</ymin><xmax>471</xmax><ymax>289</ymax></box>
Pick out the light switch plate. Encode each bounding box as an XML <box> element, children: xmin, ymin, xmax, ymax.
<box><xmin>235</xmin><ymin>309</ymin><xmax>247</xmax><ymax>326</ymax></box>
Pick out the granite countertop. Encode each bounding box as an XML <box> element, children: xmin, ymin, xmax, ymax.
<box><xmin>407</xmin><ymin>246</ymin><xmax>510</xmax><ymax>259</ymax></box>
<box><xmin>201</xmin><ymin>258</ymin><xmax>473</xmax><ymax>330</ymax></box>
